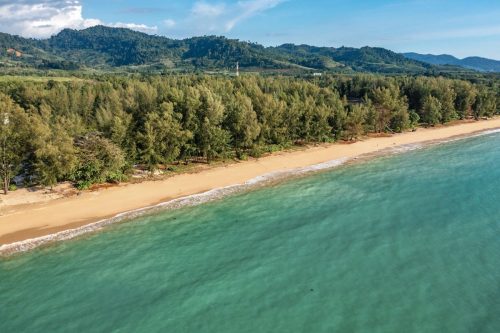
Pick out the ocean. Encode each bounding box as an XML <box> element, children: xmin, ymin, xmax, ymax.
<box><xmin>1</xmin><ymin>131</ymin><xmax>500</xmax><ymax>332</ymax></box>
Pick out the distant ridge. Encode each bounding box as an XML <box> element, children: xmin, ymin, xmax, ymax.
<box><xmin>0</xmin><ymin>25</ymin><xmax>472</xmax><ymax>74</ymax></box>
<box><xmin>404</xmin><ymin>52</ymin><xmax>500</xmax><ymax>72</ymax></box>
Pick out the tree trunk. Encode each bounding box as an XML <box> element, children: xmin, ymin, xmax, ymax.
<box><xmin>3</xmin><ymin>174</ymin><xmax>8</xmax><ymax>195</ymax></box>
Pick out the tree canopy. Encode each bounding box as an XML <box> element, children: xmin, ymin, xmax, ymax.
<box><xmin>0</xmin><ymin>73</ymin><xmax>497</xmax><ymax>193</ymax></box>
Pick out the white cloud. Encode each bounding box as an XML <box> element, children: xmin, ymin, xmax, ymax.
<box><xmin>180</xmin><ymin>0</ymin><xmax>286</xmax><ymax>35</ymax></box>
<box><xmin>163</xmin><ymin>19</ymin><xmax>176</xmax><ymax>28</ymax></box>
<box><xmin>225</xmin><ymin>0</ymin><xmax>285</xmax><ymax>32</ymax></box>
<box><xmin>191</xmin><ymin>2</ymin><xmax>226</xmax><ymax>17</ymax></box>
<box><xmin>109</xmin><ymin>22</ymin><xmax>158</xmax><ymax>34</ymax></box>
<box><xmin>0</xmin><ymin>1</ymin><xmax>99</xmax><ymax>38</ymax></box>
<box><xmin>0</xmin><ymin>1</ymin><xmax>157</xmax><ymax>38</ymax></box>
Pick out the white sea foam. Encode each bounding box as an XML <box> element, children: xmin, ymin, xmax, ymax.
<box><xmin>475</xmin><ymin>128</ymin><xmax>500</xmax><ymax>136</ymax></box>
<box><xmin>437</xmin><ymin>127</ymin><xmax>500</xmax><ymax>143</ymax></box>
<box><xmin>295</xmin><ymin>157</ymin><xmax>349</xmax><ymax>172</ymax></box>
<box><xmin>0</xmin><ymin>157</ymin><xmax>350</xmax><ymax>256</ymax></box>
<box><xmin>389</xmin><ymin>143</ymin><xmax>424</xmax><ymax>154</ymax></box>
<box><xmin>389</xmin><ymin>127</ymin><xmax>500</xmax><ymax>152</ymax></box>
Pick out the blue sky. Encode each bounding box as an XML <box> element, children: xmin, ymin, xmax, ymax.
<box><xmin>0</xmin><ymin>0</ymin><xmax>499</xmax><ymax>59</ymax></box>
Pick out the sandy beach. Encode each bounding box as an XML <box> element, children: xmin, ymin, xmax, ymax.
<box><xmin>1</xmin><ymin>118</ymin><xmax>500</xmax><ymax>248</ymax></box>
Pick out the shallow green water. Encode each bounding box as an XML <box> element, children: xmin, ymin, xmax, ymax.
<box><xmin>2</xmin><ymin>132</ymin><xmax>500</xmax><ymax>333</ymax></box>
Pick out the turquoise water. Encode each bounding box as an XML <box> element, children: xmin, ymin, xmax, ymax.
<box><xmin>2</xmin><ymin>133</ymin><xmax>500</xmax><ymax>333</ymax></box>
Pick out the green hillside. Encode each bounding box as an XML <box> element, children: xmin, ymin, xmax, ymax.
<box><xmin>0</xmin><ymin>25</ymin><xmax>470</xmax><ymax>74</ymax></box>
<box><xmin>404</xmin><ymin>52</ymin><xmax>500</xmax><ymax>72</ymax></box>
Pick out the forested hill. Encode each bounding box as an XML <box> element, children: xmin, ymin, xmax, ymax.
<box><xmin>0</xmin><ymin>25</ymin><xmax>457</xmax><ymax>74</ymax></box>
<box><xmin>404</xmin><ymin>53</ymin><xmax>500</xmax><ymax>72</ymax></box>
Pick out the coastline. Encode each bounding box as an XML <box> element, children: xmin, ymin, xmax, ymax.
<box><xmin>2</xmin><ymin>118</ymin><xmax>500</xmax><ymax>255</ymax></box>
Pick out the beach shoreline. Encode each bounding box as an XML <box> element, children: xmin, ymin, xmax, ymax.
<box><xmin>2</xmin><ymin>118</ymin><xmax>500</xmax><ymax>255</ymax></box>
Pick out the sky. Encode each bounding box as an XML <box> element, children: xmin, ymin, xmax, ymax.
<box><xmin>0</xmin><ymin>0</ymin><xmax>499</xmax><ymax>59</ymax></box>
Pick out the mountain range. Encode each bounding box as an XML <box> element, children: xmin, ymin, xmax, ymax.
<box><xmin>0</xmin><ymin>26</ymin><xmax>494</xmax><ymax>75</ymax></box>
<box><xmin>403</xmin><ymin>52</ymin><xmax>500</xmax><ymax>72</ymax></box>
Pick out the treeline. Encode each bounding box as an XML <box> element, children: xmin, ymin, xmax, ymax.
<box><xmin>0</xmin><ymin>74</ymin><xmax>498</xmax><ymax>194</ymax></box>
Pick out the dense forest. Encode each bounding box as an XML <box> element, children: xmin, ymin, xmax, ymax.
<box><xmin>0</xmin><ymin>74</ymin><xmax>498</xmax><ymax>194</ymax></box>
<box><xmin>0</xmin><ymin>26</ymin><xmax>476</xmax><ymax>74</ymax></box>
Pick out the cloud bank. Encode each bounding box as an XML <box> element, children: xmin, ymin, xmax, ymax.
<box><xmin>0</xmin><ymin>0</ymin><xmax>286</xmax><ymax>38</ymax></box>
<box><xmin>0</xmin><ymin>0</ymin><xmax>157</xmax><ymax>38</ymax></box>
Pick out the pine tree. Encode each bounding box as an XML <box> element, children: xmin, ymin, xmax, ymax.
<box><xmin>344</xmin><ymin>104</ymin><xmax>367</xmax><ymax>141</ymax></box>
<box><xmin>421</xmin><ymin>95</ymin><xmax>442</xmax><ymax>126</ymax></box>
<box><xmin>138</xmin><ymin>102</ymin><xmax>191</xmax><ymax>171</ymax></box>
<box><xmin>31</xmin><ymin>117</ymin><xmax>77</xmax><ymax>188</ymax></box>
<box><xmin>225</xmin><ymin>93</ymin><xmax>261</xmax><ymax>154</ymax></box>
<box><xmin>0</xmin><ymin>93</ymin><xmax>29</xmax><ymax>194</ymax></box>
